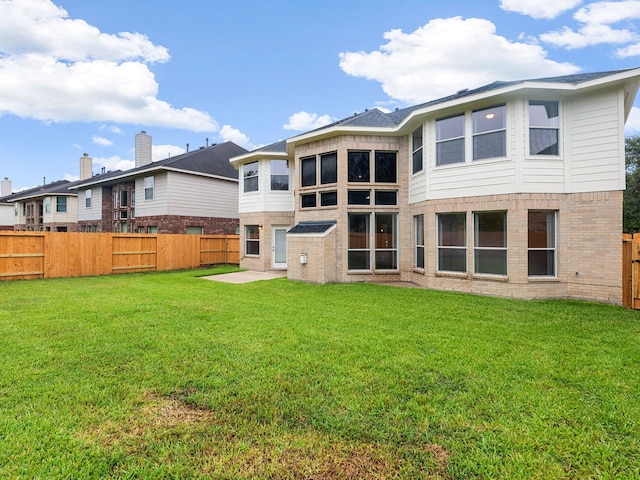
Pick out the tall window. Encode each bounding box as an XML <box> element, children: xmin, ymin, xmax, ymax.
<box><xmin>473</xmin><ymin>105</ymin><xmax>506</xmax><ymax>161</ymax></box>
<box><xmin>437</xmin><ymin>213</ymin><xmax>466</xmax><ymax>272</ymax></box>
<box><xmin>414</xmin><ymin>215</ymin><xmax>424</xmax><ymax>269</ymax></box>
<box><xmin>348</xmin><ymin>151</ymin><xmax>370</xmax><ymax>182</ymax></box>
<box><xmin>243</xmin><ymin>162</ymin><xmax>258</xmax><ymax>192</ymax></box>
<box><xmin>375</xmin><ymin>213</ymin><xmax>398</xmax><ymax>270</ymax></box>
<box><xmin>320</xmin><ymin>152</ymin><xmax>337</xmax><ymax>184</ymax></box>
<box><xmin>529</xmin><ymin>100</ymin><xmax>559</xmax><ymax>155</ymax></box>
<box><xmin>436</xmin><ymin>115</ymin><xmax>465</xmax><ymax>166</ymax></box>
<box><xmin>528</xmin><ymin>211</ymin><xmax>557</xmax><ymax>276</ymax></box>
<box><xmin>301</xmin><ymin>156</ymin><xmax>316</xmax><ymax>187</ymax></box>
<box><xmin>375</xmin><ymin>152</ymin><xmax>397</xmax><ymax>183</ymax></box>
<box><xmin>144</xmin><ymin>176</ymin><xmax>154</xmax><ymax>200</ymax></box>
<box><xmin>245</xmin><ymin>225</ymin><xmax>260</xmax><ymax>255</ymax></box>
<box><xmin>44</xmin><ymin>196</ymin><xmax>51</xmax><ymax>213</ymax></box>
<box><xmin>474</xmin><ymin>211</ymin><xmax>507</xmax><ymax>275</ymax></box>
<box><xmin>120</xmin><ymin>190</ymin><xmax>128</xmax><ymax>208</ymax></box>
<box><xmin>412</xmin><ymin>126</ymin><xmax>423</xmax><ymax>174</ymax></box>
<box><xmin>85</xmin><ymin>189</ymin><xmax>92</xmax><ymax>208</ymax></box>
<box><xmin>270</xmin><ymin>160</ymin><xmax>289</xmax><ymax>190</ymax></box>
<box><xmin>348</xmin><ymin>213</ymin><xmax>370</xmax><ymax>270</ymax></box>
<box><xmin>56</xmin><ymin>196</ymin><xmax>67</xmax><ymax>213</ymax></box>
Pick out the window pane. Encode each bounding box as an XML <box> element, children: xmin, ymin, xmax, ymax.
<box><xmin>416</xmin><ymin>246</ymin><xmax>425</xmax><ymax>269</ymax></box>
<box><xmin>349</xmin><ymin>214</ymin><xmax>369</xmax><ymax>249</ymax></box>
<box><xmin>375</xmin><ymin>251</ymin><xmax>397</xmax><ymax>270</ymax></box>
<box><xmin>475</xmin><ymin>212</ymin><xmax>506</xmax><ymax>248</ymax></box>
<box><xmin>530</xmin><ymin>129</ymin><xmax>558</xmax><ymax>155</ymax></box>
<box><xmin>529</xmin><ymin>101</ymin><xmax>559</xmax><ymax>127</ymax></box>
<box><xmin>375</xmin><ymin>191</ymin><xmax>397</xmax><ymax>205</ymax></box>
<box><xmin>413</xmin><ymin>148</ymin><xmax>423</xmax><ymax>174</ymax></box>
<box><xmin>436</xmin><ymin>115</ymin><xmax>464</xmax><ymax>141</ymax></box>
<box><xmin>438</xmin><ymin>213</ymin><xmax>466</xmax><ymax>247</ymax></box>
<box><xmin>243</xmin><ymin>162</ymin><xmax>258</xmax><ymax>177</ymax></box>
<box><xmin>320</xmin><ymin>191</ymin><xmax>337</xmax><ymax>206</ymax></box>
<box><xmin>246</xmin><ymin>225</ymin><xmax>259</xmax><ymax>239</ymax></box>
<box><xmin>473</xmin><ymin>106</ymin><xmax>505</xmax><ymax>134</ymax></box>
<box><xmin>301</xmin><ymin>193</ymin><xmax>316</xmax><ymax>208</ymax></box>
<box><xmin>412</xmin><ymin>126</ymin><xmax>423</xmax><ymax>149</ymax></box>
<box><xmin>436</xmin><ymin>138</ymin><xmax>465</xmax><ymax>165</ymax></box>
<box><xmin>348</xmin><ymin>151</ymin><xmax>370</xmax><ymax>182</ymax></box>
<box><xmin>473</xmin><ymin>131</ymin><xmax>506</xmax><ymax>160</ymax></box>
<box><xmin>375</xmin><ymin>213</ymin><xmax>396</xmax><ymax>249</ymax></box>
<box><xmin>528</xmin><ymin>211</ymin><xmax>555</xmax><ymax>248</ymax></box>
<box><xmin>320</xmin><ymin>152</ymin><xmax>337</xmax><ymax>184</ymax></box>
<box><xmin>271</xmin><ymin>160</ymin><xmax>289</xmax><ymax>190</ymax></box>
<box><xmin>348</xmin><ymin>251</ymin><xmax>370</xmax><ymax>270</ymax></box>
<box><xmin>475</xmin><ymin>249</ymin><xmax>507</xmax><ymax>275</ymax></box>
<box><xmin>528</xmin><ymin>250</ymin><xmax>555</xmax><ymax>276</ymax></box>
<box><xmin>244</xmin><ymin>177</ymin><xmax>258</xmax><ymax>192</ymax></box>
<box><xmin>348</xmin><ymin>190</ymin><xmax>371</xmax><ymax>205</ymax></box>
<box><xmin>375</xmin><ymin>152</ymin><xmax>397</xmax><ymax>183</ymax></box>
<box><xmin>301</xmin><ymin>157</ymin><xmax>316</xmax><ymax>187</ymax></box>
<box><xmin>438</xmin><ymin>248</ymin><xmax>466</xmax><ymax>272</ymax></box>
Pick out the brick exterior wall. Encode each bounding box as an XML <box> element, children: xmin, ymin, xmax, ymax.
<box><xmin>239</xmin><ymin>212</ymin><xmax>295</xmax><ymax>271</ymax></box>
<box><xmin>135</xmin><ymin>215</ymin><xmax>239</xmax><ymax>234</ymax></box>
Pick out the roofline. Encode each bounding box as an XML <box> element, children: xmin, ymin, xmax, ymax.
<box><xmin>229</xmin><ymin>149</ymin><xmax>291</xmax><ymax>168</ymax></box>
<box><xmin>285</xmin><ymin>67</ymin><xmax>640</xmax><ymax>148</ymax></box>
<box><xmin>10</xmin><ymin>191</ymin><xmax>78</xmax><ymax>202</ymax></box>
<box><xmin>69</xmin><ymin>165</ymin><xmax>238</xmax><ymax>189</ymax></box>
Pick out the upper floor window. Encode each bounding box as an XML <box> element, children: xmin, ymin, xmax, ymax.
<box><xmin>144</xmin><ymin>176</ymin><xmax>154</xmax><ymax>200</ymax></box>
<box><xmin>300</xmin><ymin>156</ymin><xmax>316</xmax><ymax>187</ymax></box>
<box><xmin>270</xmin><ymin>160</ymin><xmax>289</xmax><ymax>191</ymax></box>
<box><xmin>120</xmin><ymin>190</ymin><xmax>128</xmax><ymax>208</ymax></box>
<box><xmin>472</xmin><ymin>105</ymin><xmax>506</xmax><ymax>161</ymax></box>
<box><xmin>320</xmin><ymin>152</ymin><xmax>337</xmax><ymax>184</ymax></box>
<box><xmin>85</xmin><ymin>189</ymin><xmax>92</xmax><ymax>208</ymax></box>
<box><xmin>14</xmin><ymin>203</ymin><xmax>18</xmax><ymax>216</ymax></box>
<box><xmin>375</xmin><ymin>152</ymin><xmax>397</xmax><ymax>183</ymax></box>
<box><xmin>529</xmin><ymin>101</ymin><xmax>559</xmax><ymax>155</ymax></box>
<box><xmin>56</xmin><ymin>196</ymin><xmax>67</xmax><ymax>213</ymax></box>
<box><xmin>45</xmin><ymin>196</ymin><xmax>51</xmax><ymax>213</ymax></box>
<box><xmin>436</xmin><ymin>114</ymin><xmax>465</xmax><ymax>166</ymax></box>
<box><xmin>412</xmin><ymin>126</ymin><xmax>423</xmax><ymax>174</ymax></box>
<box><xmin>243</xmin><ymin>162</ymin><xmax>258</xmax><ymax>192</ymax></box>
<box><xmin>348</xmin><ymin>151</ymin><xmax>370</xmax><ymax>182</ymax></box>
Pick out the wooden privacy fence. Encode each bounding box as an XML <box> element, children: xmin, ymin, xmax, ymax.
<box><xmin>623</xmin><ymin>233</ymin><xmax>640</xmax><ymax>309</ymax></box>
<box><xmin>0</xmin><ymin>232</ymin><xmax>239</xmax><ymax>281</ymax></box>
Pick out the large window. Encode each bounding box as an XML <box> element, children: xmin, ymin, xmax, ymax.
<box><xmin>412</xmin><ymin>126</ymin><xmax>423</xmax><ymax>174</ymax></box>
<box><xmin>348</xmin><ymin>190</ymin><xmax>371</xmax><ymax>205</ymax></box>
<box><xmin>437</xmin><ymin>213</ymin><xmax>466</xmax><ymax>273</ymax></box>
<box><xmin>348</xmin><ymin>151</ymin><xmax>370</xmax><ymax>182</ymax></box>
<box><xmin>320</xmin><ymin>152</ymin><xmax>337</xmax><ymax>184</ymax></box>
<box><xmin>415</xmin><ymin>215</ymin><xmax>424</xmax><ymax>269</ymax></box>
<box><xmin>528</xmin><ymin>210</ymin><xmax>557</xmax><ymax>276</ymax></box>
<box><xmin>529</xmin><ymin>101</ymin><xmax>559</xmax><ymax>155</ymax></box>
<box><xmin>301</xmin><ymin>156</ymin><xmax>316</xmax><ymax>187</ymax></box>
<box><xmin>436</xmin><ymin>115</ymin><xmax>465</xmax><ymax>166</ymax></box>
<box><xmin>245</xmin><ymin>225</ymin><xmax>260</xmax><ymax>256</ymax></box>
<box><xmin>270</xmin><ymin>160</ymin><xmax>289</xmax><ymax>190</ymax></box>
<box><xmin>300</xmin><ymin>193</ymin><xmax>316</xmax><ymax>208</ymax></box>
<box><xmin>375</xmin><ymin>152</ymin><xmax>397</xmax><ymax>183</ymax></box>
<box><xmin>474</xmin><ymin>211</ymin><xmax>507</xmax><ymax>275</ymax></box>
<box><xmin>120</xmin><ymin>190</ymin><xmax>128</xmax><ymax>208</ymax></box>
<box><xmin>473</xmin><ymin>105</ymin><xmax>506</xmax><ymax>161</ymax></box>
<box><xmin>44</xmin><ymin>196</ymin><xmax>51</xmax><ymax>213</ymax></box>
<box><xmin>243</xmin><ymin>162</ymin><xmax>258</xmax><ymax>192</ymax></box>
<box><xmin>144</xmin><ymin>176</ymin><xmax>154</xmax><ymax>200</ymax></box>
<box><xmin>85</xmin><ymin>189</ymin><xmax>92</xmax><ymax>208</ymax></box>
<box><xmin>320</xmin><ymin>191</ymin><xmax>337</xmax><ymax>207</ymax></box>
<box><xmin>375</xmin><ymin>213</ymin><xmax>398</xmax><ymax>270</ymax></box>
<box><xmin>348</xmin><ymin>213</ymin><xmax>370</xmax><ymax>270</ymax></box>
<box><xmin>56</xmin><ymin>196</ymin><xmax>67</xmax><ymax>213</ymax></box>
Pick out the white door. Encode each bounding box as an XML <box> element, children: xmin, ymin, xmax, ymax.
<box><xmin>272</xmin><ymin>227</ymin><xmax>287</xmax><ymax>270</ymax></box>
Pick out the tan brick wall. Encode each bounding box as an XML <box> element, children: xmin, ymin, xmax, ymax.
<box><xmin>287</xmin><ymin>230</ymin><xmax>336</xmax><ymax>283</ymax></box>
<box><xmin>239</xmin><ymin>211</ymin><xmax>295</xmax><ymax>271</ymax></box>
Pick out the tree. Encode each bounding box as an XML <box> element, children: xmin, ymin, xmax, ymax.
<box><xmin>624</xmin><ymin>135</ymin><xmax>640</xmax><ymax>233</ymax></box>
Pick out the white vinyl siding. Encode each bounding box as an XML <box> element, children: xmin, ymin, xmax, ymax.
<box><xmin>134</xmin><ymin>173</ymin><xmax>168</xmax><ymax>217</ymax></box>
<box><xmin>77</xmin><ymin>188</ymin><xmax>103</xmax><ymax>221</ymax></box>
<box><xmin>43</xmin><ymin>196</ymin><xmax>78</xmax><ymax>224</ymax></box>
<box><xmin>239</xmin><ymin>158</ymin><xmax>295</xmax><ymax>213</ymax></box>
<box><xmin>165</xmin><ymin>172</ymin><xmax>239</xmax><ymax>218</ymax></box>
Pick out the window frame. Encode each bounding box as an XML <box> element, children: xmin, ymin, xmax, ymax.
<box><xmin>472</xmin><ymin>105</ymin><xmax>506</xmax><ymax>161</ymax></box>
<box><xmin>320</xmin><ymin>191</ymin><xmax>337</xmax><ymax>207</ymax></box>
<box><xmin>348</xmin><ymin>213</ymin><xmax>371</xmax><ymax>270</ymax></box>
<box><xmin>348</xmin><ymin>151</ymin><xmax>370</xmax><ymax>183</ymax></box>
<box><xmin>56</xmin><ymin>196</ymin><xmax>67</xmax><ymax>213</ymax></box>
<box><xmin>473</xmin><ymin>211</ymin><xmax>507</xmax><ymax>276</ymax></box>
<box><xmin>270</xmin><ymin>159</ymin><xmax>289</xmax><ymax>191</ymax></box>
<box><xmin>243</xmin><ymin>162</ymin><xmax>259</xmax><ymax>193</ymax></box>
<box><xmin>144</xmin><ymin>176</ymin><xmax>155</xmax><ymax>200</ymax></box>
<box><xmin>412</xmin><ymin>126</ymin><xmax>424</xmax><ymax>174</ymax></box>
<box><xmin>374</xmin><ymin>151</ymin><xmax>397</xmax><ymax>183</ymax></box>
<box><xmin>320</xmin><ymin>152</ymin><xmax>337</xmax><ymax>185</ymax></box>
<box><xmin>245</xmin><ymin>225</ymin><xmax>260</xmax><ymax>256</ymax></box>
<box><xmin>436</xmin><ymin>114</ymin><xmax>465</xmax><ymax>166</ymax></box>
<box><xmin>529</xmin><ymin>100</ymin><xmax>560</xmax><ymax>156</ymax></box>
<box><xmin>300</xmin><ymin>156</ymin><xmax>316</xmax><ymax>187</ymax></box>
<box><xmin>437</xmin><ymin>212</ymin><xmax>467</xmax><ymax>273</ymax></box>
<box><xmin>85</xmin><ymin>189</ymin><xmax>92</xmax><ymax>208</ymax></box>
<box><xmin>414</xmin><ymin>214</ymin><xmax>424</xmax><ymax>269</ymax></box>
<box><xmin>528</xmin><ymin>210</ymin><xmax>557</xmax><ymax>277</ymax></box>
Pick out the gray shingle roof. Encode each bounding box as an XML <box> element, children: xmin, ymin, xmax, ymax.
<box><xmin>288</xmin><ymin>220</ymin><xmax>336</xmax><ymax>234</ymax></box>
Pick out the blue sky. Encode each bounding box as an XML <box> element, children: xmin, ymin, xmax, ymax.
<box><xmin>2</xmin><ymin>0</ymin><xmax>640</xmax><ymax>190</ymax></box>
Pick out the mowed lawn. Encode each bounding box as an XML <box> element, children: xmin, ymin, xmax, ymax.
<box><xmin>1</xmin><ymin>267</ymin><xmax>639</xmax><ymax>479</ymax></box>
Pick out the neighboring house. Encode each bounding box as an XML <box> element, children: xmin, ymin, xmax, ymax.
<box><xmin>0</xmin><ymin>177</ymin><xmax>14</xmax><ymax>230</ymax></box>
<box><xmin>230</xmin><ymin>68</ymin><xmax>640</xmax><ymax>304</ymax></box>
<box><xmin>70</xmin><ymin>132</ymin><xmax>248</xmax><ymax>234</ymax></box>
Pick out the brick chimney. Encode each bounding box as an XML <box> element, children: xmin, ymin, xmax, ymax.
<box><xmin>135</xmin><ymin>131</ymin><xmax>152</xmax><ymax>167</ymax></box>
<box><xmin>80</xmin><ymin>153</ymin><xmax>93</xmax><ymax>180</ymax></box>
<box><xmin>1</xmin><ymin>177</ymin><xmax>11</xmax><ymax>197</ymax></box>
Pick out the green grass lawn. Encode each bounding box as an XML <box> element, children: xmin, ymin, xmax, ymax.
<box><xmin>1</xmin><ymin>267</ymin><xmax>639</xmax><ymax>479</ymax></box>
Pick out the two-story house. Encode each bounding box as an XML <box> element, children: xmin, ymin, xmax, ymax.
<box><xmin>230</xmin><ymin>68</ymin><xmax>640</xmax><ymax>304</ymax></box>
<box><xmin>71</xmin><ymin>132</ymin><xmax>248</xmax><ymax>234</ymax></box>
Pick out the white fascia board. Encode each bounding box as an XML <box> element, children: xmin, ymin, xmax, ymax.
<box><xmin>161</xmin><ymin>167</ymin><xmax>239</xmax><ymax>183</ymax></box>
<box><xmin>229</xmin><ymin>150</ymin><xmax>290</xmax><ymax>168</ymax></box>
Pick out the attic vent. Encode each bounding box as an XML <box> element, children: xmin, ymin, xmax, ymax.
<box><xmin>456</xmin><ymin>88</ymin><xmax>469</xmax><ymax>94</ymax></box>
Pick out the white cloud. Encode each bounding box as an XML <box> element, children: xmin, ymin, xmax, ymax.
<box><xmin>0</xmin><ymin>0</ymin><xmax>216</xmax><ymax>132</ymax></box>
<box><xmin>625</xmin><ymin>106</ymin><xmax>640</xmax><ymax>134</ymax></box>
<box><xmin>100</xmin><ymin>125</ymin><xmax>123</xmax><ymax>134</ymax></box>
<box><xmin>63</xmin><ymin>173</ymin><xmax>79</xmax><ymax>182</ymax></box>
<box><xmin>339</xmin><ymin>17</ymin><xmax>579</xmax><ymax>105</ymax></box>
<box><xmin>283</xmin><ymin>111</ymin><xmax>336</xmax><ymax>131</ymax></box>
<box><xmin>500</xmin><ymin>0</ymin><xmax>583</xmax><ymax>19</ymax></box>
<box><xmin>540</xmin><ymin>1</ymin><xmax>640</xmax><ymax>49</ymax></box>
<box><xmin>152</xmin><ymin>144</ymin><xmax>186</xmax><ymax>161</ymax></box>
<box><xmin>92</xmin><ymin>135</ymin><xmax>113</xmax><ymax>146</ymax></box>
<box><xmin>218</xmin><ymin>125</ymin><xmax>255</xmax><ymax>150</ymax></box>
<box><xmin>93</xmin><ymin>155</ymin><xmax>135</xmax><ymax>172</ymax></box>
